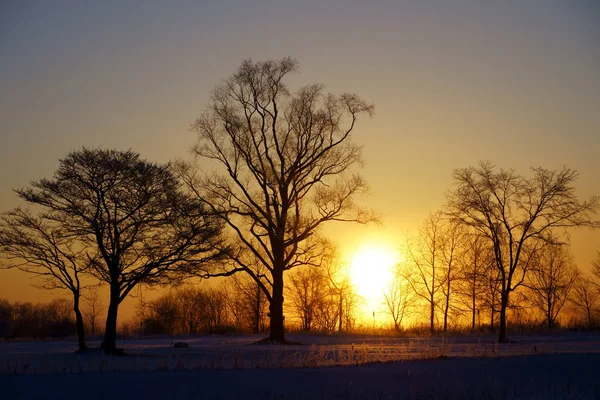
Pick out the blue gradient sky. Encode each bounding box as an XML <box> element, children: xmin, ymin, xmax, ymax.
<box><xmin>1</xmin><ymin>1</ymin><xmax>599</xmax><ymax>315</ymax></box>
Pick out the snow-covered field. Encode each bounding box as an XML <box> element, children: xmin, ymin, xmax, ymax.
<box><xmin>1</xmin><ymin>333</ymin><xmax>599</xmax><ymax>399</ymax></box>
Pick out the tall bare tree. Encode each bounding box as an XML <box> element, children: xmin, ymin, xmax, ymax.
<box><xmin>482</xmin><ymin>265</ymin><xmax>503</xmax><ymax>331</ymax></box>
<box><xmin>0</xmin><ymin>208</ymin><xmax>94</xmax><ymax>352</ymax></box>
<box><xmin>458</xmin><ymin>233</ymin><xmax>494</xmax><ymax>331</ymax></box>
<box><xmin>439</xmin><ymin>220</ymin><xmax>465</xmax><ymax>332</ymax></box>
<box><xmin>404</xmin><ymin>212</ymin><xmax>446</xmax><ymax>333</ymax></box>
<box><xmin>525</xmin><ymin>243</ymin><xmax>578</xmax><ymax>328</ymax></box>
<box><xmin>447</xmin><ymin>161</ymin><xmax>598</xmax><ymax>342</ymax></box>
<box><xmin>182</xmin><ymin>58</ymin><xmax>374</xmax><ymax>342</ymax></box>
<box><xmin>16</xmin><ymin>148</ymin><xmax>227</xmax><ymax>354</ymax></box>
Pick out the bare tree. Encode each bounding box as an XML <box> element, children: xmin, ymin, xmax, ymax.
<box><xmin>313</xmin><ymin>291</ymin><xmax>339</xmax><ymax>332</ymax></box>
<box><xmin>477</xmin><ymin>262</ymin><xmax>503</xmax><ymax>332</ymax></box>
<box><xmin>0</xmin><ymin>208</ymin><xmax>94</xmax><ymax>352</ymax></box>
<box><xmin>226</xmin><ymin>264</ymin><xmax>270</xmax><ymax>334</ymax></box>
<box><xmin>439</xmin><ymin>220</ymin><xmax>465</xmax><ymax>332</ymax></box>
<box><xmin>201</xmin><ymin>287</ymin><xmax>228</xmax><ymax>333</ymax></box>
<box><xmin>287</xmin><ymin>266</ymin><xmax>327</xmax><ymax>331</ymax></box>
<box><xmin>176</xmin><ymin>286</ymin><xmax>204</xmax><ymax>334</ymax></box>
<box><xmin>83</xmin><ymin>288</ymin><xmax>104</xmax><ymax>336</ymax></box>
<box><xmin>382</xmin><ymin>266</ymin><xmax>415</xmax><ymax>331</ymax></box>
<box><xmin>457</xmin><ymin>233</ymin><xmax>494</xmax><ymax>331</ymax></box>
<box><xmin>323</xmin><ymin>253</ymin><xmax>361</xmax><ymax>332</ymax></box>
<box><xmin>145</xmin><ymin>292</ymin><xmax>179</xmax><ymax>335</ymax></box>
<box><xmin>16</xmin><ymin>148</ymin><xmax>227</xmax><ymax>354</ymax></box>
<box><xmin>525</xmin><ymin>243</ymin><xmax>578</xmax><ymax>328</ymax></box>
<box><xmin>447</xmin><ymin>161</ymin><xmax>598</xmax><ymax>342</ymax></box>
<box><xmin>570</xmin><ymin>276</ymin><xmax>600</xmax><ymax>330</ymax></box>
<box><xmin>404</xmin><ymin>212</ymin><xmax>446</xmax><ymax>333</ymax></box>
<box><xmin>182</xmin><ymin>58</ymin><xmax>375</xmax><ymax>342</ymax></box>
<box><xmin>593</xmin><ymin>252</ymin><xmax>600</xmax><ymax>283</ymax></box>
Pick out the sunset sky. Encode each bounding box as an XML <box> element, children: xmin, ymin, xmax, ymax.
<box><xmin>1</xmin><ymin>1</ymin><xmax>599</xmax><ymax>321</ymax></box>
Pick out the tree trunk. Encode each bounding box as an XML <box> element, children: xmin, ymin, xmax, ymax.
<box><xmin>253</xmin><ymin>284</ymin><xmax>261</xmax><ymax>334</ymax></box>
<box><xmin>73</xmin><ymin>292</ymin><xmax>86</xmax><ymax>352</ymax></box>
<box><xmin>443</xmin><ymin>295</ymin><xmax>449</xmax><ymax>333</ymax></box>
<box><xmin>338</xmin><ymin>294</ymin><xmax>343</xmax><ymax>332</ymax></box>
<box><xmin>547</xmin><ymin>297</ymin><xmax>553</xmax><ymax>329</ymax></box>
<box><xmin>430</xmin><ymin>296</ymin><xmax>435</xmax><ymax>334</ymax></box>
<box><xmin>101</xmin><ymin>285</ymin><xmax>121</xmax><ymax>354</ymax></box>
<box><xmin>471</xmin><ymin>276</ymin><xmax>476</xmax><ymax>331</ymax></box>
<box><xmin>268</xmin><ymin>269</ymin><xmax>285</xmax><ymax>342</ymax></box>
<box><xmin>471</xmin><ymin>295</ymin><xmax>476</xmax><ymax>331</ymax></box>
<box><xmin>498</xmin><ymin>292</ymin><xmax>509</xmax><ymax>343</ymax></box>
<box><xmin>90</xmin><ymin>315</ymin><xmax>96</xmax><ymax>336</ymax></box>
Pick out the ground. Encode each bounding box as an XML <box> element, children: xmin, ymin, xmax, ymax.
<box><xmin>1</xmin><ymin>333</ymin><xmax>599</xmax><ymax>399</ymax></box>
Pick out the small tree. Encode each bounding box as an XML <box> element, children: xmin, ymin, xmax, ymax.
<box><xmin>525</xmin><ymin>243</ymin><xmax>578</xmax><ymax>328</ymax></box>
<box><xmin>593</xmin><ymin>252</ymin><xmax>600</xmax><ymax>283</ymax></box>
<box><xmin>382</xmin><ymin>268</ymin><xmax>414</xmax><ymax>331</ymax></box>
<box><xmin>176</xmin><ymin>286</ymin><xmax>204</xmax><ymax>334</ymax></box>
<box><xmin>145</xmin><ymin>292</ymin><xmax>179</xmax><ymax>335</ymax></box>
<box><xmin>323</xmin><ymin>253</ymin><xmax>361</xmax><ymax>332</ymax></box>
<box><xmin>287</xmin><ymin>266</ymin><xmax>327</xmax><ymax>331</ymax></box>
<box><xmin>183</xmin><ymin>58</ymin><xmax>374</xmax><ymax>342</ymax></box>
<box><xmin>447</xmin><ymin>162</ymin><xmax>598</xmax><ymax>342</ymax></box>
<box><xmin>570</xmin><ymin>276</ymin><xmax>600</xmax><ymax>330</ymax></box>
<box><xmin>0</xmin><ymin>209</ymin><xmax>93</xmax><ymax>352</ymax></box>
<box><xmin>16</xmin><ymin>148</ymin><xmax>227</xmax><ymax>354</ymax></box>
<box><xmin>83</xmin><ymin>288</ymin><xmax>104</xmax><ymax>336</ymax></box>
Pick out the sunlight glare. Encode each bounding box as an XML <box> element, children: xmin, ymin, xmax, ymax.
<box><xmin>349</xmin><ymin>245</ymin><xmax>399</xmax><ymax>319</ymax></box>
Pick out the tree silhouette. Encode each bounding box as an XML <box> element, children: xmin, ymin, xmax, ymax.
<box><xmin>288</xmin><ymin>266</ymin><xmax>327</xmax><ymax>331</ymax></box>
<box><xmin>404</xmin><ymin>212</ymin><xmax>447</xmax><ymax>333</ymax></box>
<box><xmin>593</xmin><ymin>252</ymin><xmax>600</xmax><ymax>283</ymax></box>
<box><xmin>570</xmin><ymin>275</ymin><xmax>600</xmax><ymax>330</ymax></box>
<box><xmin>447</xmin><ymin>161</ymin><xmax>598</xmax><ymax>342</ymax></box>
<box><xmin>16</xmin><ymin>148</ymin><xmax>227</xmax><ymax>354</ymax></box>
<box><xmin>524</xmin><ymin>242</ymin><xmax>578</xmax><ymax>328</ymax></box>
<box><xmin>457</xmin><ymin>233</ymin><xmax>494</xmax><ymax>331</ymax></box>
<box><xmin>83</xmin><ymin>288</ymin><xmax>104</xmax><ymax>336</ymax></box>
<box><xmin>382</xmin><ymin>266</ymin><xmax>415</xmax><ymax>331</ymax></box>
<box><xmin>0</xmin><ymin>208</ymin><xmax>94</xmax><ymax>352</ymax></box>
<box><xmin>439</xmin><ymin>220</ymin><xmax>465</xmax><ymax>332</ymax></box>
<box><xmin>182</xmin><ymin>58</ymin><xmax>375</xmax><ymax>342</ymax></box>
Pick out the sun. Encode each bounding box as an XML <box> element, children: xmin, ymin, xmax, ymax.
<box><xmin>348</xmin><ymin>245</ymin><xmax>400</xmax><ymax>317</ymax></box>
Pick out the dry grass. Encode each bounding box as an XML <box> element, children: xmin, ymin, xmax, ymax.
<box><xmin>1</xmin><ymin>332</ymin><xmax>599</xmax><ymax>375</ymax></box>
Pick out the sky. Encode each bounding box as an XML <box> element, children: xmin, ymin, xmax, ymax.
<box><xmin>1</xmin><ymin>1</ymin><xmax>599</xmax><ymax>322</ymax></box>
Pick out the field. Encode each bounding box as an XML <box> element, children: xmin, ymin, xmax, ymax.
<box><xmin>1</xmin><ymin>332</ymin><xmax>599</xmax><ymax>399</ymax></box>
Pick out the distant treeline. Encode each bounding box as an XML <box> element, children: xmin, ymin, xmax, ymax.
<box><xmin>0</xmin><ymin>298</ymin><xmax>76</xmax><ymax>339</ymax></box>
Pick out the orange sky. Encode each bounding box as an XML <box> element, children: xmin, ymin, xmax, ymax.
<box><xmin>1</xmin><ymin>1</ymin><xmax>599</xmax><ymax>322</ymax></box>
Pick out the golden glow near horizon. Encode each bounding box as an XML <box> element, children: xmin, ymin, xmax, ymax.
<box><xmin>348</xmin><ymin>244</ymin><xmax>400</xmax><ymax>324</ymax></box>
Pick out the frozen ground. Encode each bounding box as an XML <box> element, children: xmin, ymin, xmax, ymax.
<box><xmin>1</xmin><ymin>333</ymin><xmax>599</xmax><ymax>399</ymax></box>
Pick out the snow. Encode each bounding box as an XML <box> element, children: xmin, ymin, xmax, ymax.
<box><xmin>1</xmin><ymin>333</ymin><xmax>599</xmax><ymax>399</ymax></box>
